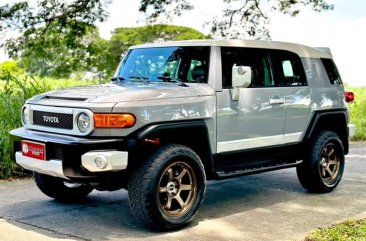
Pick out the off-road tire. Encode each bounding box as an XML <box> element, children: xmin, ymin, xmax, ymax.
<box><xmin>34</xmin><ymin>172</ymin><xmax>94</xmax><ymax>202</ymax></box>
<box><xmin>128</xmin><ymin>144</ymin><xmax>206</xmax><ymax>230</ymax></box>
<box><xmin>297</xmin><ymin>131</ymin><xmax>345</xmax><ymax>193</ymax></box>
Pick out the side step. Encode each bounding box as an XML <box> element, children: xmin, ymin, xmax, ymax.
<box><xmin>216</xmin><ymin>160</ymin><xmax>303</xmax><ymax>179</ymax></box>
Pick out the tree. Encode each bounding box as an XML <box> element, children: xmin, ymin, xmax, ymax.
<box><xmin>0</xmin><ymin>0</ymin><xmax>111</xmax><ymax>58</ymax></box>
<box><xmin>139</xmin><ymin>0</ymin><xmax>334</xmax><ymax>39</ymax></box>
<box><xmin>18</xmin><ymin>23</ymin><xmax>105</xmax><ymax>77</ymax></box>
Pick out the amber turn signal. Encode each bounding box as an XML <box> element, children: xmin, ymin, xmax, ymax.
<box><xmin>93</xmin><ymin>114</ymin><xmax>136</xmax><ymax>128</ymax></box>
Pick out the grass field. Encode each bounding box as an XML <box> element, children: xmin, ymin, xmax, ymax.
<box><xmin>305</xmin><ymin>219</ymin><xmax>366</xmax><ymax>241</ymax></box>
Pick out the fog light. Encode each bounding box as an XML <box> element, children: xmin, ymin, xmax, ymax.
<box><xmin>92</xmin><ymin>155</ymin><xmax>108</xmax><ymax>169</ymax></box>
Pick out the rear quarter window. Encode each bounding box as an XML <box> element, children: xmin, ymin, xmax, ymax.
<box><xmin>321</xmin><ymin>58</ymin><xmax>343</xmax><ymax>85</ymax></box>
<box><xmin>269</xmin><ymin>50</ymin><xmax>307</xmax><ymax>86</ymax></box>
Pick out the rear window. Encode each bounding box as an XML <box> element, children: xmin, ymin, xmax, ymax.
<box><xmin>321</xmin><ymin>58</ymin><xmax>343</xmax><ymax>85</ymax></box>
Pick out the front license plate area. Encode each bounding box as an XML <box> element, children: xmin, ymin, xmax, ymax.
<box><xmin>21</xmin><ymin>140</ymin><xmax>46</xmax><ymax>161</ymax></box>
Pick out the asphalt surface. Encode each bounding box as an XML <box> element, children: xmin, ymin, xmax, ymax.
<box><xmin>0</xmin><ymin>142</ymin><xmax>365</xmax><ymax>241</ymax></box>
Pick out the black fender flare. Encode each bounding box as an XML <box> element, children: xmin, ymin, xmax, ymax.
<box><xmin>127</xmin><ymin>119</ymin><xmax>215</xmax><ymax>179</ymax></box>
<box><xmin>303</xmin><ymin>109</ymin><xmax>349</xmax><ymax>154</ymax></box>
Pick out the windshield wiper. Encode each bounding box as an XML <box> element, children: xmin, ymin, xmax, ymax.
<box><xmin>111</xmin><ymin>76</ymin><xmax>125</xmax><ymax>82</ymax></box>
<box><xmin>128</xmin><ymin>76</ymin><xmax>149</xmax><ymax>80</ymax></box>
<box><xmin>156</xmin><ymin>76</ymin><xmax>188</xmax><ymax>87</ymax></box>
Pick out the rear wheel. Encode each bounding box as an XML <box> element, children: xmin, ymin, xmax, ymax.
<box><xmin>34</xmin><ymin>172</ymin><xmax>94</xmax><ymax>202</ymax></box>
<box><xmin>297</xmin><ymin>131</ymin><xmax>345</xmax><ymax>193</ymax></box>
<box><xmin>128</xmin><ymin>144</ymin><xmax>206</xmax><ymax>230</ymax></box>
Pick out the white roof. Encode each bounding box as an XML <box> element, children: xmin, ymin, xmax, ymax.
<box><xmin>130</xmin><ymin>39</ymin><xmax>332</xmax><ymax>58</ymax></box>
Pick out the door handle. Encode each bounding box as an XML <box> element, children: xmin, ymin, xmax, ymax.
<box><xmin>269</xmin><ymin>97</ymin><xmax>285</xmax><ymax>105</ymax></box>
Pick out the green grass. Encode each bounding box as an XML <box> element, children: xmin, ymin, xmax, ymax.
<box><xmin>347</xmin><ymin>87</ymin><xmax>366</xmax><ymax>141</ymax></box>
<box><xmin>305</xmin><ymin>219</ymin><xmax>366</xmax><ymax>241</ymax></box>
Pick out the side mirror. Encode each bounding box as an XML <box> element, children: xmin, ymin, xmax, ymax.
<box><xmin>231</xmin><ymin>65</ymin><xmax>252</xmax><ymax>101</ymax></box>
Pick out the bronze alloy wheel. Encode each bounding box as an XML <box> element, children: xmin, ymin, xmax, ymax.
<box><xmin>319</xmin><ymin>143</ymin><xmax>341</xmax><ymax>186</ymax></box>
<box><xmin>129</xmin><ymin>144</ymin><xmax>206</xmax><ymax>230</ymax></box>
<box><xmin>297</xmin><ymin>131</ymin><xmax>344</xmax><ymax>193</ymax></box>
<box><xmin>157</xmin><ymin>161</ymin><xmax>198</xmax><ymax>217</ymax></box>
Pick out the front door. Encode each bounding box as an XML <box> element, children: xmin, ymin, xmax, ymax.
<box><xmin>216</xmin><ymin>47</ymin><xmax>310</xmax><ymax>153</ymax></box>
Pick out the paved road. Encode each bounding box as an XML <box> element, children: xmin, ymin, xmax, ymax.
<box><xmin>0</xmin><ymin>142</ymin><xmax>365</xmax><ymax>241</ymax></box>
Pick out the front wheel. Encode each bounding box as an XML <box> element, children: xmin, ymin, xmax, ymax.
<box><xmin>297</xmin><ymin>131</ymin><xmax>345</xmax><ymax>193</ymax></box>
<box><xmin>34</xmin><ymin>172</ymin><xmax>94</xmax><ymax>202</ymax></box>
<box><xmin>128</xmin><ymin>144</ymin><xmax>206</xmax><ymax>230</ymax></box>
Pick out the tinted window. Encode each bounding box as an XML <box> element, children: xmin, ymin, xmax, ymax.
<box><xmin>269</xmin><ymin>50</ymin><xmax>307</xmax><ymax>86</ymax></box>
<box><xmin>118</xmin><ymin>46</ymin><xmax>210</xmax><ymax>83</ymax></box>
<box><xmin>221</xmin><ymin>47</ymin><xmax>273</xmax><ymax>88</ymax></box>
<box><xmin>321</xmin><ymin>58</ymin><xmax>343</xmax><ymax>85</ymax></box>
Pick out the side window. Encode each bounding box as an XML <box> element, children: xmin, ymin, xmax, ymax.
<box><xmin>221</xmin><ymin>47</ymin><xmax>274</xmax><ymax>88</ymax></box>
<box><xmin>321</xmin><ymin>58</ymin><xmax>343</xmax><ymax>85</ymax></box>
<box><xmin>270</xmin><ymin>50</ymin><xmax>307</xmax><ymax>86</ymax></box>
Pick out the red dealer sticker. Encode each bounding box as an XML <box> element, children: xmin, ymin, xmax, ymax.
<box><xmin>21</xmin><ymin>140</ymin><xmax>46</xmax><ymax>161</ymax></box>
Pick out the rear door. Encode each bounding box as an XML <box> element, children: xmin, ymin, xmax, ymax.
<box><xmin>269</xmin><ymin>50</ymin><xmax>311</xmax><ymax>143</ymax></box>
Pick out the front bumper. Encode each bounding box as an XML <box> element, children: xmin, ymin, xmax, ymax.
<box><xmin>10</xmin><ymin>127</ymin><xmax>128</xmax><ymax>180</ymax></box>
<box><xmin>15</xmin><ymin>152</ymin><xmax>65</xmax><ymax>178</ymax></box>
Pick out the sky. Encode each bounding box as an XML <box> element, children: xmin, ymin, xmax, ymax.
<box><xmin>1</xmin><ymin>0</ymin><xmax>365</xmax><ymax>87</ymax></box>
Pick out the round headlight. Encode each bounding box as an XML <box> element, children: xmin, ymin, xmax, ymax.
<box><xmin>77</xmin><ymin>112</ymin><xmax>91</xmax><ymax>133</ymax></box>
<box><xmin>22</xmin><ymin>107</ymin><xmax>30</xmax><ymax>125</ymax></box>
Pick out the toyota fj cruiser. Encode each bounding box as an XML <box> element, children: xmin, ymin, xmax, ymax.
<box><xmin>10</xmin><ymin>40</ymin><xmax>355</xmax><ymax>230</ymax></box>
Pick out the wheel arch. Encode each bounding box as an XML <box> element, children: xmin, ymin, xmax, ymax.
<box><xmin>128</xmin><ymin>120</ymin><xmax>215</xmax><ymax>179</ymax></box>
<box><xmin>304</xmin><ymin>110</ymin><xmax>349</xmax><ymax>154</ymax></box>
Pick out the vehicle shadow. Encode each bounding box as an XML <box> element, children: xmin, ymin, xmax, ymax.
<box><xmin>1</xmin><ymin>169</ymin><xmax>311</xmax><ymax>240</ymax></box>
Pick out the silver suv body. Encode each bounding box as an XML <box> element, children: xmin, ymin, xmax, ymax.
<box><xmin>10</xmin><ymin>40</ymin><xmax>354</xmax><ymax>230</ymax></box>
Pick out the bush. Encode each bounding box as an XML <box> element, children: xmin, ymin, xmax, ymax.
<box><xmin>0</xmin><ymin>61</ymin><xmax>25</xmax><ymax>80</ymax></box>
<box><xmin>348</xmin><ymin>87</ymin><xmax>366</xmax><ymax>141</ymax></box>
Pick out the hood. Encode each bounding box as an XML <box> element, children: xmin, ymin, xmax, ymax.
<box><xmin>28</xmin><ymin>82</ymin><xmax>215</xmax><ymax>105</ymax></box>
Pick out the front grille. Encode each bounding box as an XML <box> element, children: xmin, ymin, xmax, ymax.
<box><xmin>33</xmin><ymin>111</ymin><xmax>73</xmax><ymax>130</ymax></box>
<box><xmin>48</xmin><ymin>147</ymin><xmax>64</xmax><ymax>160</ymax></box>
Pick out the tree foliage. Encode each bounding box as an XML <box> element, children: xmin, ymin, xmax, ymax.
<box><xmin>18</xmin><ymin>24</ymin><xmax>104</xmax><ymax>77</ymax></box>
<box><xmin>0</xmin><ymin>0</ymin><xmax>111</xmax><ymax>57</ymax></box>
<box><xmin>139</xmin><ymin>0</ymin><xmax>334</xmax><ymax>39</ymax></box>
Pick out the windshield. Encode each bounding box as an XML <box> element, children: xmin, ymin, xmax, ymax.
<box><xmin>116</xmin><ymin>46</ymin><xmax>210</xmax><ymax>83</ymax></box>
